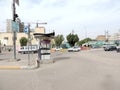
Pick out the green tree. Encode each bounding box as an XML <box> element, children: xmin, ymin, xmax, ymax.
<box><xmin>54</xmin><ymin>35</ymin><xmax>64</xmax><ymax>48</ymax></box>
<box><xmin>77</xmin><ymin>38</ymin><xmax>92</xmax><ymax>46</ymax></box>
<box><xmin>66</xmin><ymin>33</ymin><xmax>79</xmax><ymax>46</ymax></box>
<box><xmin>51</xmin><ymin>39</ymin><xmax>55</xmax><ymax>48</ymax></box>
<box><xmin>19</xmin><ymin>37</ymin><xmax>28</xmax><ymax>46</ymax></box>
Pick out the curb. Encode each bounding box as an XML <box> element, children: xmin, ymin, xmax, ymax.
<box><xmin>0</xmin><ymin>66</ymin><xmax>21</xmax><ymax>70</ymax></box>
<box><xmin>0</xmin><ymin>61</ymin><xmax>38</xmax><ymax>70</ymax></box>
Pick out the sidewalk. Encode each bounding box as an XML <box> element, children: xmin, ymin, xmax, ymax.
<box><xmin>0</xmin><ymin>51</ymin><xmax>38</xmax><ymax>70</ymax></box>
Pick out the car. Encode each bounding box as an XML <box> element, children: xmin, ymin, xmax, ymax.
<box><xmin>115</xmin><ymin>41</ymin><xmax>120</xmax><ymax>53</ymax></box>
<box><xmin>103</xmin><ymin>44</ymin><xmax>117</xmax><ymax>51</ymax></box>
<box><xmin>116</xmin><ymin>45</ymin><xmax>120</xmax><ymax>52</ymax></box>
<box><xmin>18</xmin><ymin>45</ymin><xmax>38</xmax><ymax>54</ymax></box>
<box><xmin>68</xmin><ymin>46</ymin><xmax>81</xmax><ymax>52</ymax></box>
<box><xmin>55</xmin><ymin>47</ymin><xmax>62</xmax><ymax>51</ymax></box>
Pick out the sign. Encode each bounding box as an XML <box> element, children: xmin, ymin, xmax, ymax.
<box><xmin>12</xmin><ymin>21</ymin><xmax>19</xmax><ymax>32</ymax></box>
<box><xmin>24</xmin><ymin>26</ymin><xmax>29</xmax><ymax>34</ymax></box>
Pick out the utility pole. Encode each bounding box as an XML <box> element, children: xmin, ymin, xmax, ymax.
<box><xmin>105</xmin><ymin>30</ymin><xmax>109</xmax><ymax>42</ymax></box>
<box><xmin>28</xmin><ymin>24</ymin><xmax>31</xmax><ymax>65</ymax></box>
<box><xmin>12</xmin><ymin>0</ymin><xmax>19</xmax><ymax>60</ymax></box>
<box><xmin>12</xmin><ymin>0</ymin><xmax>16</xmax><ymax>59</ymax></box>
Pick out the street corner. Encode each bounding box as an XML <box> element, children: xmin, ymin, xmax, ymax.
<box><xmin>0</xmin><ymin>61</ymin><xmax>39</xmax><ymax>70</ymax></box>
<box><xmin>0</xmin><ymin>65</ymin><xmax>38</xmax><ymax>70</ymax></box>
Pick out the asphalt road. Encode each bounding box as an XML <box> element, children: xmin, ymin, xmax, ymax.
<box><xmin>0</xmin><ymin>49</ymin><xmax>120</xmax><ymax>90</ymax></box>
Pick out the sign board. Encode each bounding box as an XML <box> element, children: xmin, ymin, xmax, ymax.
<box><xmin>12</xmin><ymin>21</ymin><xmax>19</xmax><ymax>32</ymax></box>
<box><xmin>24</xmin><ymin>26</ymin><xmax>29</xmax><ymax>34</ymax></box>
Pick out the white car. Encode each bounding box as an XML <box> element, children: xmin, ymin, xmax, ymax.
<box><xmin>68</xmin><ymin>46</ymin><xmax>81</xmax><ymax>52</ymax></box>
<box><xmin>55</xmin><ymin>47</ymin><xmax>62</xmax><ymax>51</ymax></box>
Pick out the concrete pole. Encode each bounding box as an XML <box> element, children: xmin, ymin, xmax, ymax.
<box><xmin>12</xmin><ymin>0</ymin><xmax>17</xmax><ymax>59</ymax></box>
<box><xmin>28</xmin><ymin>24</ymin><xmax>31</xmax><ymax>65</ymax></box>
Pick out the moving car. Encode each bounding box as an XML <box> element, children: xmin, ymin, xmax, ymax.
<box><xmin>68</xmin><ymin>46</ymin><xmax>81</xmax><ymax>52</ymax></box>
<box><xmin>55</xmin><ymin>47</ymin><xmax>62</xmax><ymax>51</ymax></box>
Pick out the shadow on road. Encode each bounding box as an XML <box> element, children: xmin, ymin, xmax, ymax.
<box><xmin>53</xmin><ymin>57</ymin><xmax>70</xmax><ymax>62</ymax></box>
<box><xmin>0</xmin><ymin>58</ymin><xmax>9</xmax><ymax>61</ymax></box>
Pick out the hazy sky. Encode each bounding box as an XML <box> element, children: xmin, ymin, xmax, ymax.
<box><xmin>0</xmin><ymin>0</ymin><xmax>120</xmax><ymax>39</ymax></box>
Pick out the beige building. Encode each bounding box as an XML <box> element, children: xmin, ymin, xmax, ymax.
<box><xmin>96</xmin><ymin>35</ymin><xmax>106</xmax><ymax>41</ymax></box>
<box><xmin>0</xmin><ymin>27</ymin><xmax>45</xmax><ymax>47</ymax></box>
<box><xmin>96</xmin><ymin>31</ymin><xmax>120</xmax><ymax>41</ymax></box>
<box><xmin>34</xmin><ymin>27</ymin><xmax>45</xmax><ymax>33</ymax></box>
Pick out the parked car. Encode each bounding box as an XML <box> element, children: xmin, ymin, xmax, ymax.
<box><xmin>68</xmin><ymin>46</ymin><xmax>81</xmax><ymax>52</ymax></box>
<box><xmin>18</xmin><ymin>45</ymin><xmax>38</xmax><ymax>54</ymax></box>
<box><xmin>103</xmin><ymin>44</ymin><xmax>117</xmax><ymax>51</ymax></box>
<box><xmin>116</xmin><ymin>45</ymin><xmax>120</xmax><ymax>52</ymax></box>
<box><xmin>55</xmin><ymin>47</ymin><xmax>62</xmax><ymax>51</ymax></box>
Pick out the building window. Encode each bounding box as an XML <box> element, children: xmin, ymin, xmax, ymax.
<box><xmin>4</xmin><ymin>37</ymin><xmax>8</xmax><ymax>40</ymax></box>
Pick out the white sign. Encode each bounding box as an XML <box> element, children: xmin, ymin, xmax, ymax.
<box><xmin>24</xmin><ymin>26</ymin><xmax>29</xmax><ymax>34</ymax></box>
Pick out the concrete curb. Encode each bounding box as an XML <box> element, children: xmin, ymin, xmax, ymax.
<box><xmin>0</xmin><ymin>66</ymin><xmax>21</xmax><ymax>70</ymax></box>
<box><xmin>0</xmin><ymin>61</ymin><xmax>38</xmax><ymax>70</ymax></box>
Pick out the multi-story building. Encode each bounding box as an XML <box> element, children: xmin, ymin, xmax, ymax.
<box><xmin>19</xmin><ymin>22</ymin><xmax>24</xmax><ymax>32</ymax></box>
<box><xmin>109</xmin><ymin>32</ymin><xmax>120</xmax><ymax>41</ymax></box>
<box><xmin>96</xmin><ymin>31</ymin><xmax>120</xmax><ymax>41</ymax></box>
<box><xmin>6</xmin><ymin>19</ymin><xmax>12</xmax><ymax>33</ymax></box>
<box><xmin>6</xmin><ymin>19</ymin><xmax>24</xmax><ymax>33</ymax></box>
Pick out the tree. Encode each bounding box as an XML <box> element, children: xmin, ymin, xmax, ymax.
<box><xmin>54</xmin><ymin>35</ymin><xmax>64</xmax><ymax>48</ymax></box>
<box><xmin>77</xmin><ymin>38</ymin><xmax>92</xmax><ymax>46</ymax></box>
<box><xmin>51</xmin><ymin>39</ymin><xmax>55</xmax><ymax>48</ymax></box>
<box><xmin>19</xmin><ymin>37</ymin><xmax>28</xmax><ymax>46</ymax></box>
<box><xmin>66</xmin><ymin>33</ymin><xmax>79</xmax><ymax>46</ymax></box>
<box><xmin>83</xmin><ymin>38</ymin><xmax>92</xmax><ymax>42</ymax></box>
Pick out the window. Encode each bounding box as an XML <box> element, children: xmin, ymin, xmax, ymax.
<box><xmin>4</xmin><ymin>37</ymin><xmax>8</xmax><ymax>40</ymax></box>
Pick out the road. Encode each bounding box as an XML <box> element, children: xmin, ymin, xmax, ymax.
<box><xmin>0</xmin><ymin>49</ymin><xmax>120</xmax><ymax>90</ymax></box>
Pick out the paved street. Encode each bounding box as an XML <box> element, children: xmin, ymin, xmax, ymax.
<box><xmin>0</xmin><ymin>49</ymin><xmax>120</xmax><ymax>90</ymax></box>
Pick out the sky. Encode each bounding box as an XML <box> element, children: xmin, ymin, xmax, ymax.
<box><xmin>0</xmin><ymin>0</ymin><xmax>120</xmax><ymax>39</ymax></box>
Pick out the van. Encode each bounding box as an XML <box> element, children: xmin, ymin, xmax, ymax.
<box><xmin>18</xmin><ymin>45</ymin><xmax>38</xmax><ymax>54</ymax></box>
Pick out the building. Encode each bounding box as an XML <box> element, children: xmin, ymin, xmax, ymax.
<box><xmin>34</xmin><ymin>27</ymin><xmax>45</xmax><ymax>33</ymax></box>
<box><xmin>0</xmin><ymin>27</ymin><xmax>46</xmax><ymax>47</ymax></box>
<box><xmin>19</xmin><ymin>22</ymin><xmax>24</xmax><ymax>32</ymax></box>
<box><xmin>6</xmin><ymin>19</ymin><xmax>12</xmax><ymax>33</ymax></box>
<box><xmin>6</xmin><ymin>19</ymin><xmax>24</xmax><ymax>33</ymax></box>
<box><xmin>96</xmin><ymin>31</ymin><xmax>120</xmax><ymax>41</ymax></box>
<box><xmin>109</xmin><ymin>32</ymin><xmax>120</xmax><ymax>41</ymax></box>
<box><xmin>96</xmin><ymin>35</ymin><xmax>106</xmax><ymax>41</ymax></box>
